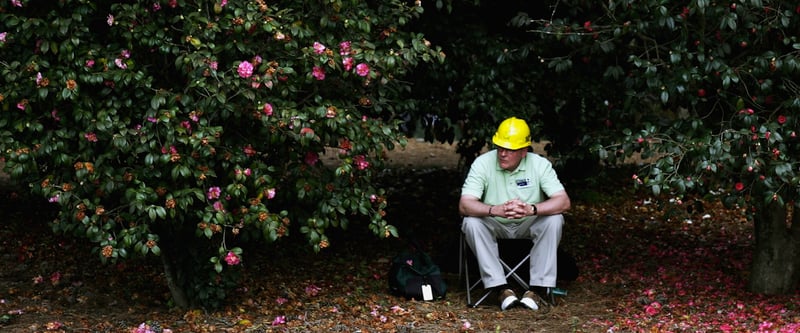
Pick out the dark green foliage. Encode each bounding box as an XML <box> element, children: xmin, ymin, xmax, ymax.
<box><xmin>0</xmin><ymin>0</ymin><xmax>444</xmax><ymax>308</ymax></box>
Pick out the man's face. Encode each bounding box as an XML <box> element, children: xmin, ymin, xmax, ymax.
<box><xmin>496</xmin><ymin>146</ymin><xmax>527</xmax><ymax>171</ymax></box>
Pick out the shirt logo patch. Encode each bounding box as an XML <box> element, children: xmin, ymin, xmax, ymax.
<box><xmin>516</xmin><ymin>178</ymin><xmax>530</xmax><ymax>187</ymax></box>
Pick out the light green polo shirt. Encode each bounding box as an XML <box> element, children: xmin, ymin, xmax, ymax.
<box><xmin>461</xmin><ymin>150</ymin><xmax>565</xmax><ymax>223</ymax></box>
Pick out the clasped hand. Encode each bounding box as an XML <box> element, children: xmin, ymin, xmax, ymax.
<box><xmin>496</xmin><ymin>198</ymin><xmax>531</xmax><ymax>219</ymax></box>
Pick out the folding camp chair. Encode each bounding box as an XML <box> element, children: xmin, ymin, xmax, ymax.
<box><xmin>459</xmin><ymin>233</ymin><xmax>531</xmax><ymax>307</ymax></box>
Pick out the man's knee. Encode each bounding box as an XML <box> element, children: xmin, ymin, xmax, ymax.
<box><xmin>536</xmin><ymin>214</ymin><xmax>564</xmax><ymax>235</ymax></box>
<box><xmin>461</xmin><ymin>216</ymin><xmax>486</xmax><ymax>235</ymax></box>
<box><xmin>546</xmin><ymin>214</ymin><xmax>564</xmax><ymax>227</ymax></box>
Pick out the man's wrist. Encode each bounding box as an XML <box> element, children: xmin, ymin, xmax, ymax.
<box><xmin>488</xmin><ymin>205</ymin><xmax>494</xmax><ymax>217</ymax></box>
<box><xmin>530</xmin><ymin>203</ymin><xmax>538</xmax><ymax>216</ymax></box>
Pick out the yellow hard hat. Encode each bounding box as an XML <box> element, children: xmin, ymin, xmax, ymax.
<box><xmin>492</xmin><ymin>117</ymin><xmax>531</xmax><ymax>150</ymax></box>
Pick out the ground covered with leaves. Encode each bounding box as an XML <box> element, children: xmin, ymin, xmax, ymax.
<box><xmin>2</xmin><ymin>141</ymin><xmax>800</xmax><ymax>332</ymax></box>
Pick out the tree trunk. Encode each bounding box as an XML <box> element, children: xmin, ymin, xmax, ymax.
<box><xmin>749</xmin><ymin>202</ymin><xmax>800</xmax><ymax>294</ymax></box>
<box><xmin>161</xmin><ymin>248</ymin><xmax>190</xmax><ymax>309</ymax></box>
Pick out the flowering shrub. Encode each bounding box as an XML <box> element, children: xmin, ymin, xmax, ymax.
<box><xmin>0</xmin><ymin>0</ymin><xmax>443</xmax><ymax>307</ymax></box>
<box><xmin>518</xmin><ymin>0</ymin><xmax>800</xmax><ymax>293</ymax></box>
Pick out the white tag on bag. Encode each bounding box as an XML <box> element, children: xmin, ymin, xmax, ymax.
<box><xmin>421</xmin><ymin>284</ymin><xmax>433</xmax><ymax>301</ymax></box>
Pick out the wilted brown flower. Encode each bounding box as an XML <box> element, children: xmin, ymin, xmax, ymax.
<box><xmin>101</xmin><ymin>245</ymin><xmax>114</xmax><ymax>258</ymax></box>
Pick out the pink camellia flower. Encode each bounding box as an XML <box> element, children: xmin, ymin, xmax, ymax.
<box><xmin>84</xmin><ymin>132</ymin><xmax>98</xmax><ymax>142</ymax></box>
<box><xmin>121</xmin><ymin>49</ymin><xmax>131</xmax><ymax>59</ymax></box>
<box><xmin>305</xmin><ymin>151</ymin><xmax>319</xmax><ymax>166</ymax></box>
<box><xmin>339</xmin><ymin>40</ymin><xmax>351</xmax><ymax>55</ymax></box>
<box><xmin>276</xmin><ymin>297</ymin><xmax>288</xmax><ymax>305</ymax></box>
<box><xmin>224</xmin><ymin>251</ymin><xmax>240</xmax><ymax>265</ymax></box>
<box><xmin>85</xmin><ymin>59</ymin><xmax>95</xmax><ymax>68</ymax></box>
<box><xmin>300</xmin><ymin>127</ymin><xmax>315</xmax><ymax>136</ymax></box>
<box><xmin>266</xmin><ymin>188</ymin><xmax>276</xmax><ymax>199</ymax></box>
<box><xmin>271</xmin><ymin>315</ymin><xmax>286</xmax><ymax>326</ymax></box>
<box><xmin>356</xmin><ymin>63</ymin><xmax>370</xmax><ymax>76</ymax></box>
<box><xmin>238</xmin><ymin>61</ymin><xmax>253</xmax><ymax>78</ymax></box>
<box><xmin>220</xmin><ymin>0</ymin><xmax>228</xmax><ymax>8</ymax></box>
<box><xmin>207</xmin><ymin>186</ymin><xmax>221</xmax><ymax>200</ymax></box>
<box><xmin>735</xmin><ymin>182</ymin><xmax>745</xmax><ymax>191</ymax></box>
<box><xmin>353</xmin><ymin>155</ymin><xmax>369</xmax><ymax>170</ymax></box>
<box><xmin>263</xmin><ymin>103</ymin><xmax>274</xmax><ymax>116</ymax></box>
<box><xmin>50</xmin><ymin>271</ymin><xmax>61</xmax><ymax>285</ymax></box>
<box><xmin>243</xmin><ymin>144</ymin><xmax>256</xmax><ymax>157</ymax></box>
<box><xmin>181</xmin><ymin>120</ymin><xmax>192</xmax><ymax>133</ymax></box>
<box><xmin>342</xmin><ymin>57</ymin><xmax>354</xmax><ymax>71</ymax></box>
<box><xmin>305</xmin><ymin>284</ymin><xmax>321</xmax><ymax>296</ymax></box>
<box><xmin>0</xmin><ymin>32</ymin><xmax>7</xmax><ymax>43</ymax></box>
<box><xmin>51</xmin><ymin>109</ymin><xmax>60</xmax><ymax>121</ymax></box>
<box><xmin>213</xmin><ymin>201</ymin><xmax>224</xmax><ymax>212</ymax></box>
<box><xmin>313</xmin><ymin>42</ymin><xmax>326</xmax><ymax>54</ymax></box>
<box><xmin>107</xmin><ymin>14</ymin><xmax>114</xmax><ymax>26</ymax></box>
<box><xmin>644</xmin><ymin>302</ymin><xmax>660</xmax><ymax>316</ymax></box>
<box><xmin>312</xmin><ymin>66</ymin><xmax>325</xmax><ymax>80</ymax></box>
<box><xmin>114</xmin><ymin>58</ymin><xmax>127</xmax><ymax>69</ymax></box>
<box><xmin>777</xmin><ymin>115</ymin><xmax>787</xmax><ymax>124</ymax></box>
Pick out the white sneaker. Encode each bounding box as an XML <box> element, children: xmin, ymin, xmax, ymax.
<box><xmin>497</xmin><ymin>289</ymin><xmax>519</xmax><ymax>310</ymax></box>
<box><xmin>520</xmin><ymin>291</ymin><xmax>539</xmax><ymax>310</ymax></box>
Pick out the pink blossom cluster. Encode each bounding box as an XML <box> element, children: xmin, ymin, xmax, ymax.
<box><xmin>308</xmin><ymin>40</ymin><xmax>371</xmax><ymax>80</ymax></box>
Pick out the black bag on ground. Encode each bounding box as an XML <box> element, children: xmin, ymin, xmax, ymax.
<box><xmin>388</xmin><ymin>247</ymin><xmax>447</xmax><ymax>300</ymax></box>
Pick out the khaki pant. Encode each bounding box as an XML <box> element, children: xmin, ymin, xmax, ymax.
<box><xmin>461</xmin><ymin>214</ymin><xmax>564</xmax><ymax>289</ymax></box>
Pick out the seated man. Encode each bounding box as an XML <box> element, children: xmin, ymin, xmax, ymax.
<box><xmin>459</xmin><ymin>117</ymin><xmax>571</xmax><ymax>311</ymax></box>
